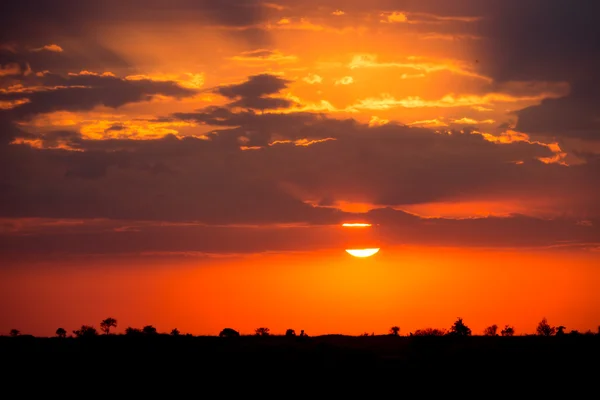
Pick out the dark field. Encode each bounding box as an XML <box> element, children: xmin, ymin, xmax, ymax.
<box><xmin>3</xmin><ymin>334</ymin><xmax>600</xmax><ymax>394</ymax></box>
<box><xmin>3</xmin><ymin>334</ymin><xmax>599</xmax><ymax>372</ymax></box>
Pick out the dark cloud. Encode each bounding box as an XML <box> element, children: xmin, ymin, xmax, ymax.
<box><xmin>0</xmin><ymin>0</ymin><xmax>275</xmax><ymax>48</ymax></box>
<box><xmin>0</xmin><ymin>43</ymin><xmax>130</xmax><ymax>79</ymax></box>
<box><xmin>471</xmin><ymin>0</ymin><xmax>600</xmax><ymax>141</ymax></box>
<box><xmin>215</xmin><ymin>74</ymin><xmax>296</xmax><ymax>111</ymax></box>
<box><xmin>0</xmin><ymin>72</ymin><xmax>196</xmax><ymax>120</ymax></box>
<box><xmin>2</xmin><ymin>109</ymin><xmax>598</xmax><ymax>232</ymax></box>
<box><xmin>0</xmin><ymin>210</ymin><xmax>598</xmax><ymax>261</ymax></box>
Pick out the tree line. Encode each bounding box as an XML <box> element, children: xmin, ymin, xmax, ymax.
<box><xmin>6</xmin><ymin>316</ymin><xmax>600</xmax><ymax>338</ymax></box>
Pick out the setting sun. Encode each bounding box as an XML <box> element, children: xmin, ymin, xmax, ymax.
<box><xmin>345</xmin><ymin>248</ymin><xmax>380</xmax><ymax>257</ymax></box>
<box><xmin>342</xmin><ymin>223</ymin><xmax>372</xmax><ymax>227</ymax></box>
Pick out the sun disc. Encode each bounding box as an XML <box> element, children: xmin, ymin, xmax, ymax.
<box><xmin>345</xmin><ymin>248</ymin><xmax>380</xmax><ymax>257</ymax></box>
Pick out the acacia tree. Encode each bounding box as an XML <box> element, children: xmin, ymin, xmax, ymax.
<box><xmin>501</xmin><ymin>325</ymin><xmax>515</xmax><ymax>336</ymax></box>
<box><xmin>389</xmin><ymin>326</ymin><xmax>400</xmax><ymax>336</ymax></box>
<box><xmin>255</xmin><ymin>327</ymin><xmax>270</xmax><ymax>336</ymax></box>
<box><xmin>483</xmin><ymin>325</ymin><xmax>498</xmax><ymax>336</ymax></box>
<box><xmin>536</xmin><ymin>318</ymin><xmax>556</xmax><ymax>336</ymax></box>
<box><xmin>100</xmin><ymin>317</ymin><xmax>117</xmax><ymax>335</ymax></box>
<box><xmin>9</xmin><ymin>329</ymin><xmax>20</xmax><ymax>337</ymax></box>
<box><xmin>56</xmin><ymin>328</ymin><xmax>67</xmax><ymax>338</ymax></box>
<box><xmin>449</xmin><ymin>317</ymin><xmax>472</xmax><ymax>336</ymax></box>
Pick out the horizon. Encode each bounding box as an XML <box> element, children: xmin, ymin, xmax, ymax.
<box><xmin>1</xmin><ymin>1</ymin><xmax>599</xmax><ymax>338</ymax></box>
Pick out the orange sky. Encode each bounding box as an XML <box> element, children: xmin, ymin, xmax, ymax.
<box><xmin>1</xmin><ymin>0</ymin><xmax>599</xmax><ymax>336</ymax></box>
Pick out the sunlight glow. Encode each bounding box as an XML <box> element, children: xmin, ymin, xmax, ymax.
<box><xmin>345</xmin><ymin>248</ymin><xmax>380</xmax><ymax>257</ymax></box>
<box><xmin>342</xmin><ymin>223</ymin><xmax>372</xmax><ymax>227</ymax></box>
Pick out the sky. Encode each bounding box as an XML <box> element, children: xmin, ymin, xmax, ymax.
<box><xmin>1</xmin><ymin>0</ymin><xmax>599</xmax><ymax>337</ymax></box>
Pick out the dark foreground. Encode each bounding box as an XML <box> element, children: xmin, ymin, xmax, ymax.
<box><xmin>2</xmin><ymin>334</ymin><xmax>600</xmax><ymax>390</ymax></box>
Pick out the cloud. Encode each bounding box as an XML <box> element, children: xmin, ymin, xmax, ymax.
<box><xmin>472</xmin><ymin>0</ymin><xmax>600</xmax><ymax>142</ymax></box>
<box><xmin>30</xmin><ymin>44</ymin><xmax>63</xmax><ymax>53</ymax></box>
<box><xmin>228</xmin><ymin>49</ymin><xmax>298</xmax><ymax>64</ymax></box>
<box><xmin>0</xmin><ymin>71</ymin><xmax>197</xmax><ymax>120</ymax></box>
<box><xmin>334</xmin><ymin>76</ymin><xmax>353</xmax><ymax>85</ymax></box>
<box><xmin>213</xmin><ymin>73</ymin><xmax>296</xmax><ymax>110</ymax></box>
<box><xmin>1</xmin><ymin>211</ymin><xmax>598</xmax><ymax>260</ymax></box>
<box><xmin>380</xmin><ymin>12</ymin><xmax>408</xmax><ymax>23</ymax></box>
<box><xmin>4</xmin><ymin>101</ymin><xmax>597</xmax><ymax>230</ymax></box>
<box><xmin>303</xmin><ymin>74</ymin><xmax>322</xmax><ymax>84</ymax></box>
<box><xmin>348</xmin><ymin>53</ymin><xmax>491</xmax><ymax>81</ymax></box>
<box><xmin>347</xmin><ymin>91</ymin><xmax>564</xmax><ymax>111</ymax></box>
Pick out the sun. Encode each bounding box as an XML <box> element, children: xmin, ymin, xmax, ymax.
<box><xmin>345</xmin><ymin>248</ymin><xmax>380</xmax><ymax>257</ymax></box>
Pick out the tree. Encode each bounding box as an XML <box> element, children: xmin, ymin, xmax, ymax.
<box><xmin>125</xmin><ymin>327</ymin><xmax>142</xmax><ymax>336</ymax></box>
<box><xmin>100</xmin><ymin>317</ymin><xmax>117</xmax><ymax>335</ymax></box>
<box><xmin>483</xmin><ymin>324</ymin><xmax>498</xmax><ymax>336</ymax></box>
<box><xmin>255</xmin><ymin>327</ymin><xmax>270</xmax><ymax>336</ymax></box>
<box><xmin>449</xmin><ymin>317</ymin><xmax>472</xmax><ymax>336</ymax></box>
<box><xmin>413</xmin><ymin>328</ymin><xmax>446</xmax><ymax>336</ymax></box>
<box><xmin>556</xmin><ymin>325</ymin><xmax>566</xmax><ymax>336</ymax></box>
<box><xmin>285</xmin><ymin>329</ymin><xmax>296</xmax><ymax>337</ymax></box>
<box><xmin>56</xmin><ymin>328</ymin><xmax>67</xmax><ymax>338</ymax></box>
<box><xmin>536</xmin><ymin>318</ymin><xmax>556</xmax><ymax>336</ymax></box>
<box><xmin>389</xmin><ymin>326</ymin><xmax>400</xmax><ymax>336</ymax></box>
<box><xmin>219</xmin><ymin>328</ymin><xmax>239</xmax><ymax>337</ymax></box>
<box><xmin>9</xmin><ymin>329</ymin><xmax>20</xmax><ymax>337</ymax></box>
<box><xmin>501</xmin><ymin>325</ymin><xmax>515</xmax><ymax>336</ymax></box>
<box><xmin>73</xmin><ymin>325</ymin><xmax>98</xmax><ymax>338</ymax></box>
<box><xmin>142</xmin><ymin>325</ymin><xmax>157</xmax><ymax>335</ymax></box>
<box><xmin>170</xmin><ymin>328</ymin><xmax>180</xmax><ymax>336</ymax></box>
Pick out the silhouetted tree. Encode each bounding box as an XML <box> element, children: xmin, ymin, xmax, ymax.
<box><xmin>142</xmin><ymin>325</ymin><xmax>157</xmax><ymax>335</ymax></box>
<box><xmin>483</xmin><ymin>324</ymin><xmax>498</xmax><ymax>336</ymax></box>
<box><xmin>413</xmin><ymin>328</ymin><xmax>446</xmax><ymax>336</ymax></box>
<box><xmin>389</xmin><ymin>326</ymin><xmax>400</xmax><ymax>336</ymax></box>
<box><xmin>501</xmin><ymin>325</ymin><xmax>515</xmax><ymax>336</ymax></box>
<box><xmin>448</xmin><ymin>317</ymin><xmax>472</xmax><ymax>336</ymax></box>
<box><xmin>9</xmin><ymin>329</ymin><xmax>20</xmax><ymax>337</ymax></box>
<box><xmin>55</xmin><ymin>328</ymin><xmax>67</xmax><ymax>338</ymax></box>
<box><xmin>285</xmin><ymin>329</ymin><xmax>296</xmax><ymax>337</ymax></box>
<box><xmin>255</xmin><ymin>327</ymin><xmax>270</xmax><ymax>336</ymax></box>
<box><xmin>100</xmin><ymin>317</ymin><xmax>117</xmax><ymax>335</ymax></box>
<box><xmin>171</xmin><ymin>328</ymin><xmax>180</xmax><ymax>336</ymax></box>
<box><xmin>556</xmin><ymin>325</ymin><xmax>566</xmax><ymax>336</ymax></box>
<box><xmin>125</xmin><ymin>327</ymin><xmax>142</xmax><ymax>336</ymax></box>
<box><xmin>219</xmin><ymin>328</ymin><xmax>240</xmax><ymax>337</ymax></box>
<box><xmin>536</xmin><ymin>318</ymin><xmax>556</xmax><ymax>336</ymax></box>
<box><xmin>73</xmin><ymin>325</ymin><xmax>98</xmax><ymax>338</ymax></box>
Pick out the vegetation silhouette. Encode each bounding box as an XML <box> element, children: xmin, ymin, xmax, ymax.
<box><xmin>3</xmin><ymin>316</ymin><xmax>600</xmax><ymax>376</ymax></box>
<box><xmin>255</xmin><ymin>327</ymin><xmax>270</xmax><ymax>336</ymax></box>
<box><xmin>100</xmin><ymin>317</ymin><xmax>117</xmax><ymax>335</ymax></box>
<box><xmin>483</xmin><ymin>324</ymin><xmax>498</xmax><ymax>336</ymax></box>
<box><xmin>72</xmin><ymin>325</ymin><xmax>98</xmax><ymax>338</ymax></box>
<box><xmin>536</xmin><ymin>317</ymin><xmax>556</xmax><ymax>336</ymax></box>
<box><xmin>219</xmin><ymin>328</ymin><xmax>240</xmax><ymax>337</ymax></box>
